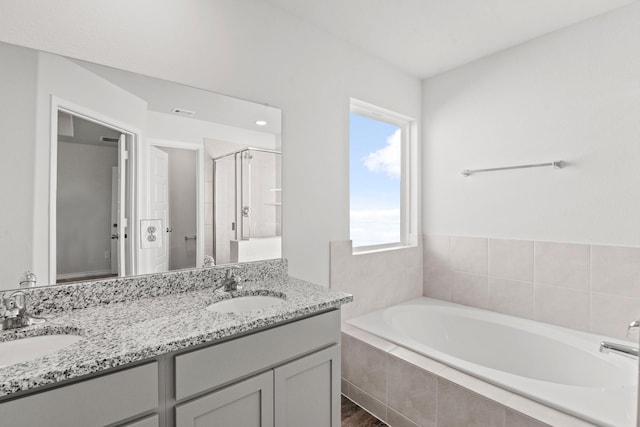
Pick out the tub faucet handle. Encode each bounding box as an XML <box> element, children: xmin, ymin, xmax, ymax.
<box><xmin>626</xmin><ymin>320</ymin><xmax>640</xmax><ymax>337</ymax></box>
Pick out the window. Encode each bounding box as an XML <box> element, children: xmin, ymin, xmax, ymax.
<box><xmin>349</xmin><ymin>99</ymin><xmax>417</xmax><ymax>252</ymax></box>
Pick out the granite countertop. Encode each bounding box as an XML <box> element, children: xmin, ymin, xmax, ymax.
<box><xmin>0</xmin><ymin>276</ymin><xmax>352</xmax><ymax>397</ymax></box>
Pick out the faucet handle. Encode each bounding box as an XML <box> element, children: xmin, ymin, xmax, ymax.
<box><xmin>2</xmin><ymin>291</ymin><xmax>25</xmax><ymax>317</ymax></box>
<box><xmin>627</xmin><ymin>320</ymin><xmax>640</xmax><ymax>338</ymax></box>
<box><xmin>19</xmin><ymin>271</ymin><xmax>37</xmax><ymax>288</ymax></box>
<box><xmin>225</xmin><ymin>266</ymin><xmax>241</xmax><ymax>278</ymax></box>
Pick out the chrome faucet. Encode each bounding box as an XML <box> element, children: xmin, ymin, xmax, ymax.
<box><xmin>213</xmin><ymin>267</ymin><xmax>242</xmax><ymax>292</ymax></box>
<box><xmin>0</xmin><ymin>291</ymin><xmax>46</xmax><ymax>330</ymax></box>
<box><xmin>627</xmin><ymin>320</ymin><xmax>640</xmax><ymax>337</ymax></box>
<box><xmin>599</xmin><ymin>341</ymin><xmax>639</xmax><ymax>358</ymax></box>
<box><xmin>599</xmin><ymin>319</ymin><xmax>640</xmax><ymax>358</ymax></box>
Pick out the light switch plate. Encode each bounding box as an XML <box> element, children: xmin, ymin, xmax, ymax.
<box><xmin>140</xmin><ymin>219</ymin><xmax>162</xmax><ymax>249</ymax></box>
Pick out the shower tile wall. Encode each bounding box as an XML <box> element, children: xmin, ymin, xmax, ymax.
<box><xmin>423</xmin><ymin>235</ymin><xmax>640</xmax><ymax>340</ymax></box>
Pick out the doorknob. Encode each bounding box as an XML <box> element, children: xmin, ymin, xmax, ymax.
<box><xmin>166</xmin><ymin>227</ymin><xmax>173</xmax><ymax>233</ymax></box>
<box><xmin>110</xmin><ymin>234</ymin><xmax>119</xmax><ymax>240</ymax></box>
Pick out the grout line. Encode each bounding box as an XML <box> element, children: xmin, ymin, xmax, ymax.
<box><xmin>588</xmin><ymin>244</ymin><xmax>592</xmax><ymax>333</ymax></box>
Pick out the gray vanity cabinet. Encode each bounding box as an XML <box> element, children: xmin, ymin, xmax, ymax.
<box><xmin>274</xmin><ymin>345</ymin><xmax>340</xmax><ymax>427</ymax></box>
<box><xmin>172</xmin><ymin>310</ymin><xmax>341</xmax><ymax>427</ymax></box>
<box><xmin>0</xmin><ymin>362</ymin><xmax>159</xmax><ymax>427</ymax></box>
<box><xmin>174</xmin><ymin>345</ymin><xmax>340</xmax><ymax>427</ymax></box>
<box><xmin>175</xmin><ymin>371</ymin><xmax>274</xmax><ymax>427</ymax></box>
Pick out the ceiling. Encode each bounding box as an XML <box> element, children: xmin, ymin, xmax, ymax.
<box><xmin>74</xmin><ymin>60</ymin><xmax>282</xmax><ymax>135</ymax></box>
<box><xmin>264</xmin><ymin>0</ymin><xmax>636</xmax><ymax>79</ymax></box>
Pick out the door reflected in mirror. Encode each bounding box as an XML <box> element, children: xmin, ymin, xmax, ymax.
<box><xmin>55</xmin><ymin>110</ymin><xmax>134</xmax><ymax>283</ymax></box>
<box><xmin>0</xmin><ymin>40</ymin><xmax>282</xmax><ymax>290</ymax></box>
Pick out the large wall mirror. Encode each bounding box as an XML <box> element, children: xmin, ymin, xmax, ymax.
<box><xmin>0</xmin><ymin>41</ymin><xmax>282</xmax><ymax>290</ymax></box>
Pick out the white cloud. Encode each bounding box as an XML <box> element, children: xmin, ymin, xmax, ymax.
<box><xmin>350</xmin><ymin>208</ymin><xmax>400</xmax><ymax>247</ymax></box>
<box><xmin>362</xmin><ymin>129</ymin><xmax>401</xmax><ymax>178</ymax></box>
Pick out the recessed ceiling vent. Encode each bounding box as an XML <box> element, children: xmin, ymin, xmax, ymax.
<box><xmin>172</xmin><ymin>107</ymin><xmax>196</xmax><ymax>117</ymax></box>
<box><xmin>100</xmin><ymin>136</ymin><xmax>120</xmax><ymax>143</ymax></box>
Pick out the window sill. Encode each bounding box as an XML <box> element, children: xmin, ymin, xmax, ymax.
<box><xmin>352</xmin><ymin>242</ymin><xmax>416</xmax><ymax>256</ymax></box>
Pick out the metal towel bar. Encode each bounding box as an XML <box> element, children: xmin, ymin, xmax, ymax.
<box><xmin>461</xmin><ymin>160</ymin><xmax>564</xmax><ymax>177</ymax></box>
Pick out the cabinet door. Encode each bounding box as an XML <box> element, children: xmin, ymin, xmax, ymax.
<box><xmin>119</xmin><ymin>414</ymin><xmax>159</xmax><ymax>427</ymax></box>
<box><xmin>0</xmin><ymin>362</ymin><xmax>158</xmax><ymax>427</ymax></box>
<box><xmin>175</xmin><ymin>371</ymin><xmax>273</xmax><ymax>427</ymax></box>
<box><xmin>274</xmin><ymin>345</ymin><xmax>341</xmax><ymax>427</ymax></box>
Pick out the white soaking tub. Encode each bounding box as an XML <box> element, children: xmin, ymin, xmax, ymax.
<box><xmin>347</xmin><ymin>297</ymin><xmax>637</xmax><ymax>426</ymax></box>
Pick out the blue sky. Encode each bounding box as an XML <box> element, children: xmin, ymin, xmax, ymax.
<box><xmin>349</xmin><ymin>112</ymin><xmax>401</xmax><ymax>247</ymax></box>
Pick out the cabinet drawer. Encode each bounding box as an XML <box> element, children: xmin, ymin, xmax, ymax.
<box><xmin>0</xmin><ymin>362</ymin><xmax>158</xmax><ymax>427</ymax></box>
<box><xmin>175</xmin><ymin>310</ymin><xmax>340</xmax><ymax>400</ymax></box>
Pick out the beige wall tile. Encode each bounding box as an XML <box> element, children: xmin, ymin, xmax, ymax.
<box><xmin>387</xmin><ymin>408</ymin><xmax>421</xmax><ymax>427</ymax></box>
<box><xmin>423</xmin><ymin>268</ymin><xmax>452</xmax><ymax>301</ymax></box>
<box><xmin>331</xmin><ymin>239</ymin><xmax>423</xmax><ymax>320</ymax></box>
<box><xmin>451</xmin><ymin>236</ymin><xmax>488</xmax><ymax>275</ymax></box>
<box><xmin>387</xmin><ymin>357</ymin><xmax>437</xmax><ymax>427</ymax></box>
<box><xmin>451</xmin><ymin>271</ymin><xmax>489</xmax><ymax>309</ymax></box>
<box><xmin>534</xmin><ymin>284</ymin><xmax>589</xmax><ymax>331</ymax></box>
<box><xmin>423</xmin><ymin>235</ymin><xmax>452</xmax><ymax>300</ymax></box>
<box><xmin>437</xmin><ymin>379</ymin><xmax>505</xmax><ymax>427</ymax></box>
<box><xmin>505</xmin><ymin>410</ymin><xmax>551</xmax><ymax>427</ymax></box>
<box><xmin>346</xmin><ymin>383</ymin><xmax>388</xmax><ymax>422</ymax></box>
<box><xmin>534</xmin><ymin>241</ymin><xmax>589</xmax><ymax>290</ymax></box>
<box><xmin>424</xmin><ymin>235</ymin><xmax>450</xmax><ymax>274</ymax></box>
<box><xmin>489</xmin><ymin>238</ymin><xmax>533</xmax><ymax>281</ymax></box>
<box><xmin>489</xmin><ymin>277</ymin><xmax>534</xmax><ymax>319</ymax></box>
<box><xmin>341</xmin><ymin>333</ymin><xmax>353</xmax><ymax>382</ymax></box>
<box><xmin>344</xmin><ymin>336</ymin><xmax>388</xmax><ymax>403</ymax></box>
<box><xmin>591</xmin><ymin>245</ymin><xmax>640</xmax><ymax>298</ymax></box>
<box><xmin>590</xmin><ymin>292</ymin><xmax>640</xmax><ymax>340</ymax></box>
<box><xmin>341</xmin><ymin>378</ymin><xmax>350</xmax><ymax>395</ymax></box>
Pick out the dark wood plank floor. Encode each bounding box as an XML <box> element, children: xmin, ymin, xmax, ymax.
<box><xmin>341</xmin><ymin>395</ymin><xmax>388</xmax><ymax>427</ymax></box>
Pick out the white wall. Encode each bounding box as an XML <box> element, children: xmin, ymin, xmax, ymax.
<box><xmin>0</xmin><ymin>0</ymin><xmax>421</xmax><ymax>286</ymax></box>
<box><xmin>422</xmin><ymin>3</ymin><xmax>640</xmax><ymax>246</ymax></box>
<box><xmin>0</xmin><ymin>43</ymin><xmax>37</xmax><ymax>287</ymax></box>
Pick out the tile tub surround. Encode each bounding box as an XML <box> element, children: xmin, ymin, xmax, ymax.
<box><xmin>342</xmin><ymin>324</ymin><xmax>594</xmax><ymax>427</ymax></box>
<box><xmin>0</xmin><ymin>265</ymin><xmax>352</xmax><ymax>397</ymax></box>
<box><xmin>423</xmin><ymin>235</ymin><xmax>640</xmax><ymax>340</ymax></box>
<box><xmin>330</xmin><ymin>240</ymin><xmax>423</xmax><ymax>321</ymax></box>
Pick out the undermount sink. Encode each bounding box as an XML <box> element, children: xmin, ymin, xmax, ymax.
<box><xmin>0</xmin><ymin>334</ymin><xmax>84</xmax><ymax>368</ymax></box>
<box><xmin>206</xmin><ymin>295</ymin><xmax>285</xmax><ymax>313</ymax></box>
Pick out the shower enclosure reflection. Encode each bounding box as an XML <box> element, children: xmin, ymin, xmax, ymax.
<box><xmin>213</xmin><ymin>148</ymin><xmax>282</xmax><ymax>264</ymax></box>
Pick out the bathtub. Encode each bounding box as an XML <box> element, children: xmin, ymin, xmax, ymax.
<box><xmin>347</xmin><ymin>297</ymin><xmax>637</xmax><ymax>427</ymax></box>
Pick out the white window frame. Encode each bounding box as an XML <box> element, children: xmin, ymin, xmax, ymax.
<box><xmin>350</xmin><ymin>98</ymin><xmax>418</xmax><ymax>254</ymax></box>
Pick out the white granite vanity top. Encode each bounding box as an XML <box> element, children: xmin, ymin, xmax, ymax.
<box><xmin>0</xmin><ymin>276</ymin><xmax>352</xmax><ymax>397</ymax></box>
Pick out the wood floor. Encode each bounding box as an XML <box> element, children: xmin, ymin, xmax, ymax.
<box><xmin>341</xmin><ymin>395</ymin><xmax>388</xmax><ymax>427</ymax></box>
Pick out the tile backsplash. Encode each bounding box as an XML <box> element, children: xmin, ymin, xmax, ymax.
<box><xmin>424</xmin><ymin>235</ymin><xmax>640</xmax><ymax>341</ymax></box>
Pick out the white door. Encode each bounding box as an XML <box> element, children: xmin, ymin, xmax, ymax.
<box><xmin>149</xmin><ymin>146</ymin><xmax>170</xmax><ymax>272</ymax></box>
<box><xmin>110</xmin><ymin>167</ymin><xmax>118</xmax><ymax>274</ymax></box>
<box><xmin>117</xmin><ymin>134</ymin><xmax>127</xmax><ymax>276</ymax></box>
